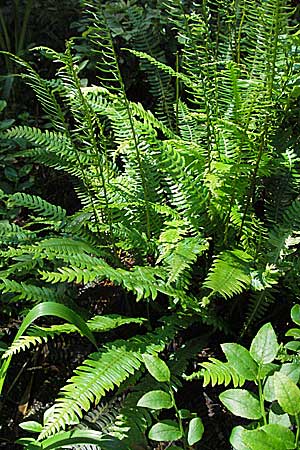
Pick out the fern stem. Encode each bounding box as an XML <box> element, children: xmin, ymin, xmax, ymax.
<box><xmin>98</xmin><ymin>6</ymin><xmax>152</xmax><ymax>239</ymax></box>
<box><xmin>175</xmin><ymin>51</ymin><xmax>180</xmax><ymax>135</ymax></box>
<box><xmin>238</xmin><ymin>119</ymin><xmax>268</xmax><ymax>241</ymax></box>
<box><xmin>236</xmin><ymin>0</ymin><xmax>246</xmax><ymax>65</ymax></box>
<box><xmin>66</xmin><ymin>42</ymin><xmax>114</xmax><ymax>244</ymax></box>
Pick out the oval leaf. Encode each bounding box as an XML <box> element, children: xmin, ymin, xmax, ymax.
<box><xmin>291</xmin><ymin>304</ymin><xmax>300</xmax><ymax>326</ymax></box>
<box><xmin>230</xmin><ymin>426</ymin><xmax>252</xmax><ymax>450</ymax></box>
<box><xmin>285</xmin><ymin>328</ymin><xmax>300</xmax><ymax>339</ymax></box>
<box><xmin>281</xmin><ymin>362</ymin><xmax>300</xmax><ymax>384</ymax></box>
<box><xmin>187</xmin><ymin>417</ymin><xmax>204</xmax><ymax>446</ymax></box>
<box><xmin>137</xmin><ymin>390</ymin><xmax>173</xmax><ymax>410</ymax></box>
<box><xmin>250</xmin><ymin>323</ymin><xmax>278</xmax><ymax>365</ymax></box>
<box><xmin>19</xmin><ymin>421</ymin><xmax>43</xmax><ymax>433</ymax></box>
<box><xmin>41</xmin><ymin>429</ymin><xmax>124</xmax><ymax>450</ymax></box>
<box><xmin>274</xmin><ymin>372</ymin><xmax>300</xmax><ymax>415</ymax></box>
<box><xmin>142</xmin><ymin>354</ymin><xmax>170</xmax><ymax>382</ymax></box>
<box><xmin>149</xmin><ymin>420</ymin><xmax>182</xmax><ymax>442</ymax></box>
<box><xmin>243</xmin><ymin>424</ymin><xmax>295</xmax><ymax>450</ymax></box>
<box><xmin>219</xmin><ymin>389</ymin><xmax>262</xmax><ymax>419</ymax></box>
<box><xmin>269</xmin><ymin>405</ymin><xmax>291</xmax><ymax>428</ymax></box>
<box><xmin>221</xmin><ymin>344</ymin><xmax>258</xmax><ymax>380</ymax></box>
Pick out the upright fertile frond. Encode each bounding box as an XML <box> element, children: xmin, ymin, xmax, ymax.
<box><xmin>84</xmin><ymin>1</ymin><xmax>124</xmax><ymax>93</ymax></box>
<box><xmin>127</xmin><ymin>4</ymin><xmax>174</xmax><ymax>127</ymax></box>
<box><xmin>268</xmin><ymin>199</ymin><xmax>300</xmax><ymax>263</ymax></box>
<box><xmin>4</xmin><ymin>53</ymin><xmax>66</xmax><ymax>132</ymax></box>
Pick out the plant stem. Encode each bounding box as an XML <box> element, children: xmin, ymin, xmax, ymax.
<box><xmin>169</xmin><ymin>387</ymin><xmax>187</xmax><ymax>450</ymax></box>
<box><xmin>258</xmin><ymin>370</ymin><xmax>267</xmax><ymax>426</ymax></box>
<box><xmin>17</xmin><ymin>0</ymin><xmax>33</xmax><ymax>55</ymax></box>
<box><xmin>296</xmin><ymin>414</ymin><xmax>300</xmax><ymax>448</ymax></box>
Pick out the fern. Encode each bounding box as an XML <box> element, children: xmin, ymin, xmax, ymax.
<box><xmin>203</xmin><ymin>250</ymin><xmax>253</xmax><ymax>299</ymax></box>
<box><xmin>39</xmin><ymin>316</ymin><xmax>185</xmax><ymax>438</ymax></box>
<box><xmin>3</xmin><ymin>315</ymin><xmax>146</xmax><ymax>358</ymax></box>
<box><xmin>185</xmin><ymin>358</ymin><xmax>245</xmax><ymax>388</ymax></box>
<box><xmin>7</xmin><ymin>192</ymin><xmax>66</xmax><ymax>221</ymax></box>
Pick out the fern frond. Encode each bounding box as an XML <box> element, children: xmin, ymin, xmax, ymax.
<box><xmin>7</xmin><ymin>192</ymin><xmax>66</xmax><ymax>221</ymax></box>
<box><xmin>0</xmin><ymin>220</ymin><xmax>35</xmax><ymax>244</ymax></box>
<box><xmin>162</xmin><ymin>236</ymin><xmax>209</xmax><ymax>286</ymax></box>
<box><xmin>39</xmin><ymin>318</ymin><xmax>182</xmax><ymax>438</ymax></box>
<box><xmin>186</xmin><ymin>358</ymin><xmax>245</xmax><ymax>387</ymax></box>
<box><xmin>203</xmin><ymin>250</ymin><xmax>253</xmax><ymax>298</ymax></box>
<box><xmin>0</xmin><ymin>279</ymin><xmax>59</xmax><ymax>304</ymax></box>
<box><xmin>3</xmin><ymin>315</ymin><xmax>146</xmax><ymax>358</ymax></box>
<box><xmin>2</xmin><ymin>52</ymin><xmax>67</xmax><ymax>132</ymax></box>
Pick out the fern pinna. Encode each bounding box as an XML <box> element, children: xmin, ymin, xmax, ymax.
<box><xmin>0</xmin><ymin>0</ymin><xmax>299</xmax><ymax>446</ymax></box>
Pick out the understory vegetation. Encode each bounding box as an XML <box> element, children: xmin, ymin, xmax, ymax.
<box><xmin>0</xmin><ymin>0</ymin><xmax>300</xmax><ymax>448</ymax></box>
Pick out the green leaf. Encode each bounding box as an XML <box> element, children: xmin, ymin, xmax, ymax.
<box><xmin>168</xmin><ymin>447</ymin><xmax>183</xmax><ymax>450</ymax></box>
<box><xmin>142</xmin><ymin>354</ymin><xmax>170</xmax><ymax>382</ymax></box>
<box><xmin>148</xmin><ymin>420</ymin><xmax>182</xmax><ymax>442</ymax></box>
<box><xmin>19</xmin><ymin>421</ymin><xmax>43</xmax><ymax>433</ymax></box>
<box><xmin>286</xmin><ymin>328</ymin><xmax>300</xmax><ymax>339</ymax></box>
<box><xmin>269</xmin><ymin>404</ymin><xmax>291</xmax><ymax>427</ymax></box>
<box><xmin>264</xmin><ymin>374</ymin><xmax>276</xmax><ymax>402</ymax></box>
<box><xmin>40</xmin><ymin>429</ymin><xmax>122</xmax><ymax>450</ymax></box>
<box><xmin>250</xmin><ymin>323</ymin><xmax>278</xmax><ymax>365</ymax></box>
<box><xmin>0</xmin><ymin>118</ymin><xmax>14</xmax><ymax>130</ymax></box>
<box><xmin>274</xmin><ymin>372</ymin><xmax>300</xmax><ymax>415</ymax></box>
<box><xmin>187</xmin><ymin>417</ymin><xmax>204</xmax><ymax>445</ymax></box>
<box><xmin>0</xmin><ymin>302</ymin><xmax>97</xmax><ymax>395</ymax></box>
<box><xmin>243</xmin><ymin>424</ymin><xmax>295</xmax><ymax>450</ymax></box>
<box><xmin>0</xmin><ymin>100</ymin><xmax>7</xmax><ymax>112</ymax></box>
<box><xmin>137</xmin><ymin>390</ymin><xmax>173</xmax><ymax>409</ymax></box>
<box><xmin>291</xmin><ymin>304</ymin><xmax>300</xmax><ymax>325</ymax></box>
<box><xmin>281</xmin><ymin>362</ymin><xmax>300</xmax><ymax>384</ymax></box>
<box><xmin>230</xmin><ymin>426</ymin><xmax>252</xmax><ymax>450</ymax></box>
<box><xmin>219</xmin><ymin>389</ymin><xmax>262</xmax><ymax>419</ymax></box>
<box><xmin>264</xmin><ymin>363</ymin><xmax>300</xmax><ymax>402</ymax></box>
<box><xmin>221</xmin><ymin>343</ymin><xmax>258</xmax><ymax>380</ymax></box>
<box><xmin>15</xmin><ymin>438</ymin><xmax>42</xmax><ymax>449</ymax></box>
<box><xmin>4</xmin><ymin>167</ymin><xmax>18</xmax><ymax>182</ymax></box>
<box><xmin>285</xmin><ymin>341</ymin><xmax>300</xmax><ymax>351</ymax></box>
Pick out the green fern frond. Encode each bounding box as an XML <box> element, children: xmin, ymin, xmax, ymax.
<box><xmin>0</xmin><ymin>279</ymin><xmax>59</xmax><ymax>303</ymax></box>
<box><xmin>7</xmin><ymin>193</ymin><xmax>66</xmax><ymax>221</ymax></box>
<box><xmin>0</xmin><ymin>220</ymin><xmax>35</xmax><ymax>244</ymax></box>
<box><xmin>2</xmin><ymin>52</ymin><xmax>67</xmax><ymax>132</ymax></box>
<box><xmin>268</xmin><ymin>199</ymin><xmax>300</xmax><ymax>263</ymax></box>
<box><xmin>186</xmin><ymin>358</ymin><xmax>245</xmax><ymax>387</ymax></box>
<box><xmin>3</xmin><ymin>315</ymin><xmax>146</xmax><ymax>358</ymax></box>
<box><xmin>243</xmin><ymin>288</ymin><xmax>277</xmax><ymax>335</ymax></box>
<box><xmin>203</xmin><ymin>250</ymin><xmax>253</xmax><ymax>298</ymax></box>
<box><xmin>162</xmin><ymin>236</ymin><xmax>209</xmax><ymax>285</ymax></box>
<box><xmin>39</xmin><ymin>318</ymin><xmax>181</xmax><ymax>438</ymax></box>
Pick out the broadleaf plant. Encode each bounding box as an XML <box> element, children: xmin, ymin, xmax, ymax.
<box><xmin>189</xmin><ymin>305</ymin><xmax>300</xmax><ymax>450</ymax></box>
